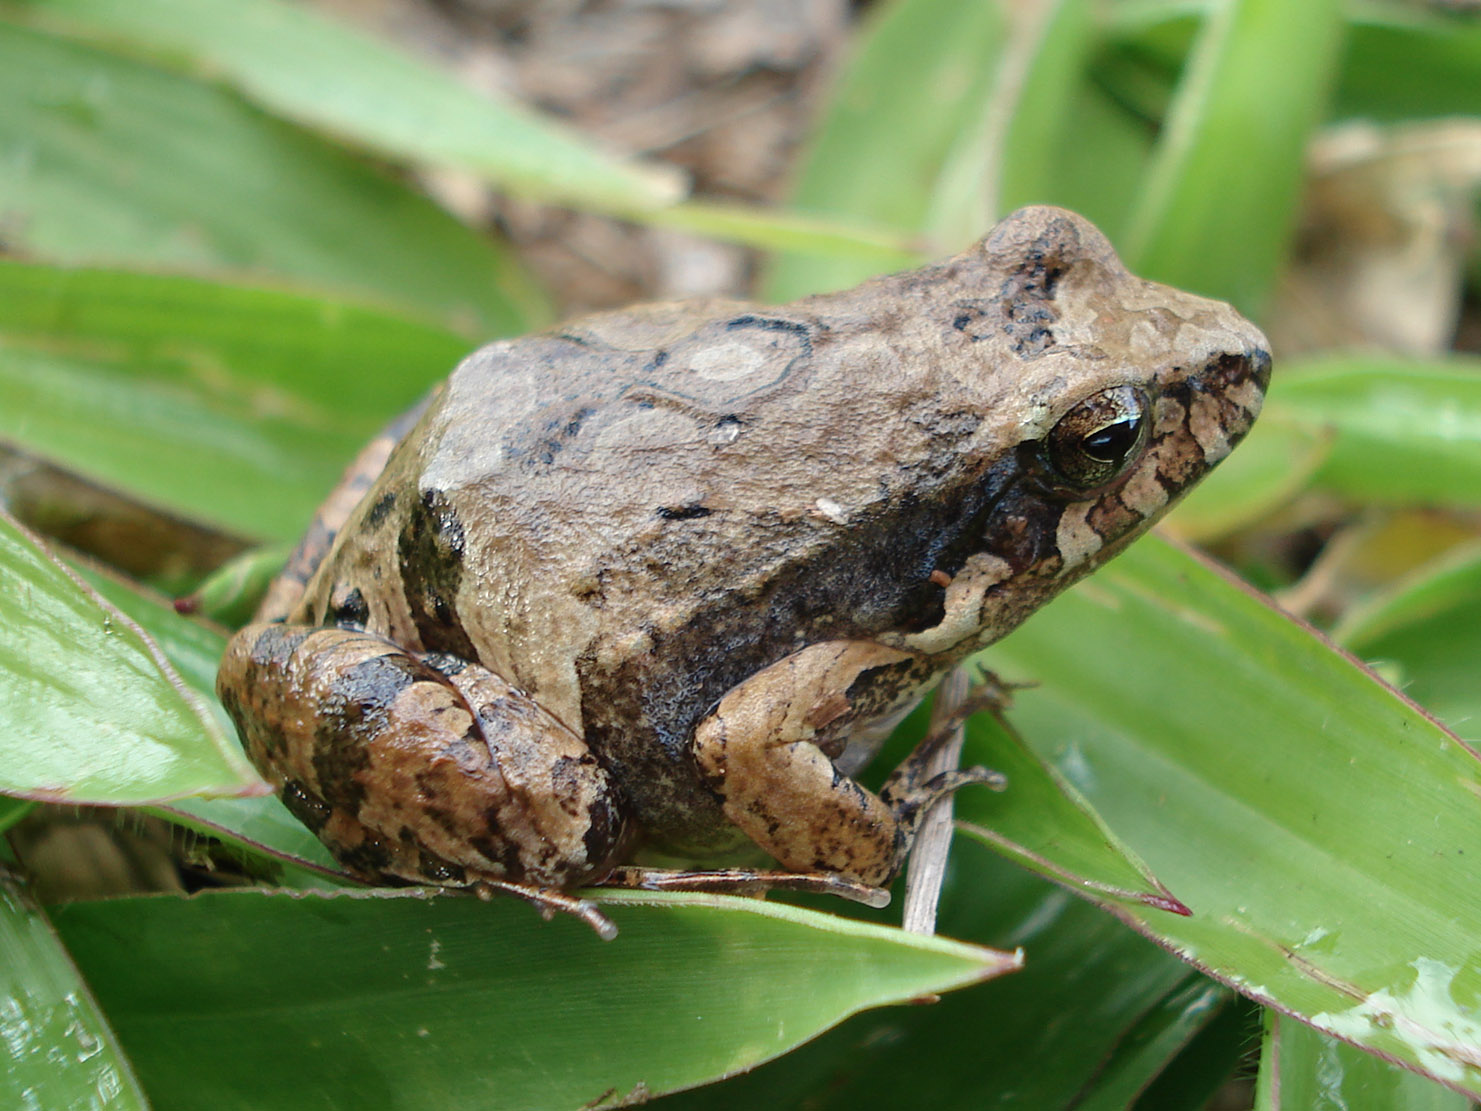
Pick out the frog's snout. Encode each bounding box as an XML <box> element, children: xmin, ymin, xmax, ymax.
<box><xmin>1203</xmin><ymin>342</ymin><xmax>1272</xmax><ymax>397</ymax></box>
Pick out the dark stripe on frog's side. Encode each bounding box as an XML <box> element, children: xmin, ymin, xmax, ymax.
<box><xmin>576</xmin><ymin>449</ymin><xmax>1033</xmax><ymax>852</ymax></box>
<box><xmin>398</xmin><ymin>488</ymin><xmax>479</xmax><ymax>659</ymax></box>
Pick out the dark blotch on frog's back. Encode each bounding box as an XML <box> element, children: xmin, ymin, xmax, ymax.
<box><xmin>993</xmin><ymin>220</ymin><xmax>1076</xmax><ymax>358</ymax></box>
<box><xmin>398</xmin><ymin>488</ymin><xmax>479</xmax><ymax>659</ymax></box>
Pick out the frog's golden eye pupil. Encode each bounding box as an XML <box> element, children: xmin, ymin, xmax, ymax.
<box><xmin>1044</xmin><ymin>386</ymin><xmax>1148</xmax><ymax>489</ymax></box>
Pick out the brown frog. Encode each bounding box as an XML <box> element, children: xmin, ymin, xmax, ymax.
<box><xmin>217</xmin><ymin>207</ymin><xmax>1270</xmax><ymax>932</ymax></box>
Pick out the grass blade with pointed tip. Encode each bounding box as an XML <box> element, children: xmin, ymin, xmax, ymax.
<box><xmin>8</xmin><ymin>0</ymin><xmax>686</xmax><ymax>215</ymax></box>
<box><xmin>0</xmin><ymin>21</ymin><xmax>545</xmax><ymax>335</ymax></box>
<box><xmin>0</xmin><ymin>511</ymin><xmax>264</xmax><ymax>804</ymax></box>
<box><xmin>0</xmin><ymin>869</ymin><xmax>150</xmax><ymax>1111</ymax></box>
<box><xmin>50</xmin><ymin>886</ymin><xmax>1018</xmax><ymax>1109</ymax></box>
<box><xmin>953</xmin><ymin>705</ymin><xmax>1189</xmax><ymax>914</ymax></box>
<box><xmin>1122</xmin><ymin>0</ymin><xmax>1344</xmax><ymax>317</ymax></box>
<box><xmin>978</xmin><ymin>534</ymin><xmax>1481</xmax><ymax>1095</ymax></box>
<box><xmin>0</xmin><ymin>261</ymin><xmax>470</xmax><ymax>540</ymax></box>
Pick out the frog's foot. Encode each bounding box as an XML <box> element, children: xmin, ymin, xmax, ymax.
<box><xmin>596</xmin><ymin>865</ymin><xmax>891</xmax><ymax>908</ymax></box>
<box><xmin>472</xmin><ymin>879</ymin><xmax>618</xmax><ymax>941</ymax></box>
<box><xmin>881</xmin><ymin>766</ymin><xmax>1007</xmax><ymax>833</ymax></box>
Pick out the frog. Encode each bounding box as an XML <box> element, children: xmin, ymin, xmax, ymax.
<box><xmin>217</xmin><ymin>206</ymin><xmax>1270</xmax><ymax>934</ymax></box>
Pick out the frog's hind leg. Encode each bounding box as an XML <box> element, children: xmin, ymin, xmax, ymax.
<box><xmin>217</xmin><ymin>623</ymin><xmax>628</xmax><ymax>908</ymax></box>
<box><xmin>255</xmin><ymin>396</ymin><xmax>433</xmax><ymax>622</ymax></box>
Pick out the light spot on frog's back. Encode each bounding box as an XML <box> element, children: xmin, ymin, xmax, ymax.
<box><xmin>684</xmin><ymin>340</ymin><xmax>768</xmax><ymax>382</ymax></box>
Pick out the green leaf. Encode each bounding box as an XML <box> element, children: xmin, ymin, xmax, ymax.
<box><xmin>51</xmin><ymin>887</ymin><xmax>1017</xmax><ymax>1109</ymax></box>
<box><xmin>1122</xmin><ymin>0</ymin><xmax>1344</xmax><ymax>318</ymax></box>
<box><xmin>0</xmin><ymin>21</ymin><xmax>545</xmax><ymax>335</ymax></box>
<box><xmin>0</xmin><ymin>261</ymin><xmax>470</xmax><ymax>539</ymax></box>
<box><xmin>8</xmin><ymin>0</ymin><xmax>686</xmax><ymax>216</ymax></box>
<box><xmin>0</xmin><ymin>511</ymin><xmax>264</xmax><ymax>804</ymax></box>
<box><xmin>1032</xmin><ymin>80</ymin><xmax>1156</xmax><ymax>246</ymax></box>
<box><xmin>1334</xmin><ymin>540</ymin><xmax>1481</xmax><ymax>743</ymax></box>
<box><xmin>762</xmin><ymin>0</ymin><xmax>1010</xmax><ymax>300</ymax></box>
<box><xmin>980</xmin><ymin>535</ymin><xmax>1481</xmax><ymax>1095</ymax></box>
<box><xmin>1339</xmin><ymin>7</ymin><xmax>1481</xmax><ymax>122</ymax></box>
<box><xmin>1</xmin><ymin>870</ymin><xmax>150</xmax><ymax>1111</ymax></box>
<box><xmin>1269</xmin><ymin>356</ymin><xmax>1481</xmax><ymax>509</ymax></box>
<box><xmin>0</xmin><ymin>796</ymin><xmax>32</xmax><ymax>834</ymax></box>
<box><xmin>1256</xmin><ymin>1011</ymin><xmax>1471</xmax><ymax>1111</ymax></box>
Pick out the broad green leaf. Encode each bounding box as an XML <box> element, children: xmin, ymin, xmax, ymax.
<box><xmin>1</xmin><ymin>870</ymin><xmax>150</xmax><ymax>1111</ymax></box>
<box><xmin>1256</xmin><ymin>1011</ymin><xmax>1471</xmax><ymax>1111</ymax></box>
<box><xmin>979</xmin><ymin>535</ymin><xmax>1481</xmax><ymax>1096</ymax></box>
<box><xmin>0</xmin><ymin>21</ymin><xmax>545</xmax><ymax>335</ymax></box>
<box><xmin>0</xmin><ymin>512</ymin><xmax>263</xmax><ymax>804</ymax></box>
<box><xmin>763</xmin><ymin>0</ymin><xmax>1010</xmax><ymax>300</ymax></box>
<box><xmin>9</xmin><ymin>0</ymin><xmax>685</xmax><ymax>216</ymax></box>
<box><xmin>1335</xmin><ymin>541</ymin><xmax>1481</xmax><ymax>744</ymax></box>
<box><xmin>50</xmin><ymin>887</ymin><xmax>1017</xmax><ymax>1109</ymax></box>
<box><xmin>1272</xmin><ymin>356</ymin><xmax>1481</xmax><ymax>508</ymax></box>
<box><xmin>0</xmin><ymin>261</ymin><xmax>470</xmax><ymax>539</ymax></box>
<box><xmin>1122</xmin><ymin>0</ymin><xmax>1344</xmax><ymax>318</ymax></box>
<box><xmin>1339</xmin><ymin>7</ymin><xmax>1481</xmax><ymax>122</ymax></box>
<box><xmin>661</xmin><ymin>841</ymin><xmax>1213</xmax><ymax>1110</ymax></box>
<box><xmin>974</xmin><ymin>0</ymin><xmax>1095</xmax><ymax>227</ymax></box>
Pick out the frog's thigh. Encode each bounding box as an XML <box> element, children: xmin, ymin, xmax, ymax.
<box><xmin>218</xmin><ymin>624</ymin><xmax>624</xmax><ymax>888</ymax></box>
<box><xmin>691</xmin><ymin>640</ymin><xmax>918</xmax><ymax>888</ymax></box>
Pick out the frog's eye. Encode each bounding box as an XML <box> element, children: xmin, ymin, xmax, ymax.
<box><xmin>1044</xmin><ymin>386</ymin><xmax>1149</xmax><ymax>489</ymax></box>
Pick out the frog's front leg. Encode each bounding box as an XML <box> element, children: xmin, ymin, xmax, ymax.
<box><xmin>691</xmin><ymin>641</ymin><xmax>998</xmax><ymax>888</ymax></box>
<box><xmin>217</xmin><ymin>624</ymin><xmax>627</xmax><ymax>893</ymax></box>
